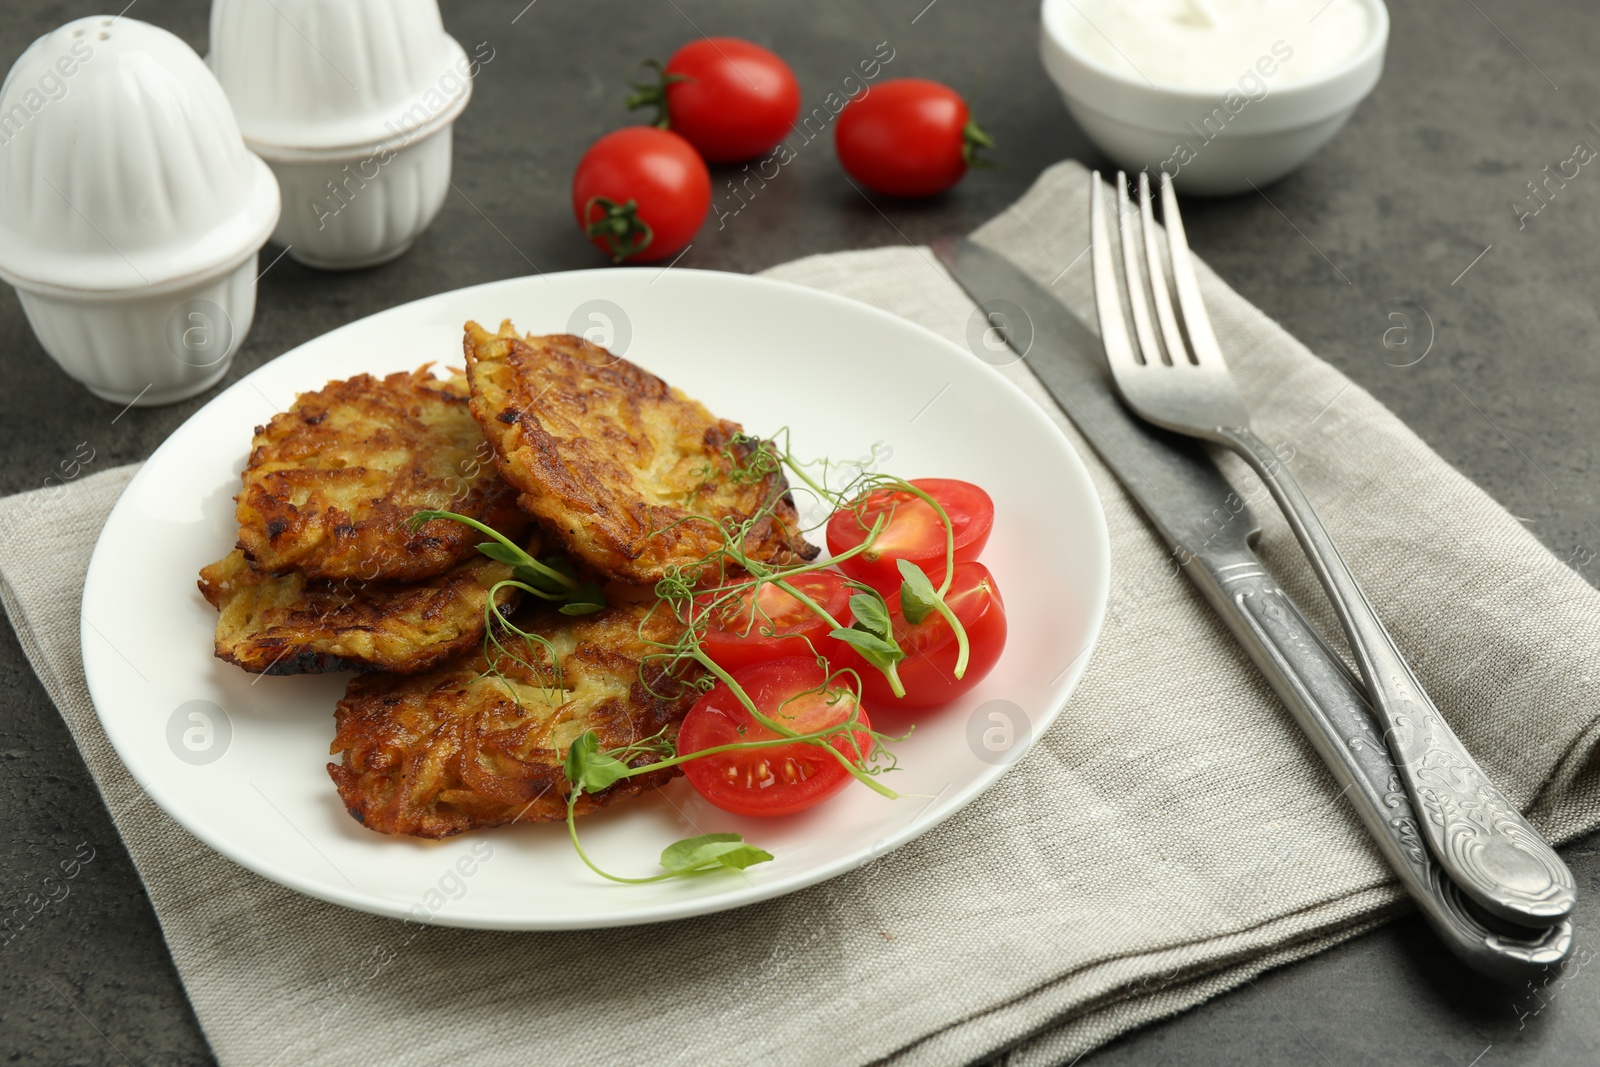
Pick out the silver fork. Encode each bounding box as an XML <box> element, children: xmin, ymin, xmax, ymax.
<box><xmin>1091</xmin><ymin>169</ymin><xmax>1575</xmax><ymax>930</ymax></box>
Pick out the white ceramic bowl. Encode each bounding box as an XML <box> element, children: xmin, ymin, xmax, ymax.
<box><xmin>209</xmin><ymin>0</ymin><xmax>474</xmax><ymax>269</ymax></box>
<box><xmin>1040</xmin><ymin>0</ymin><xmax>1389</xmax><ymax>195</ymax></box>
<box><xmin>0</xmin><ymin>16</ymin><xmax>280</xmax><ymax>406</ymax></box>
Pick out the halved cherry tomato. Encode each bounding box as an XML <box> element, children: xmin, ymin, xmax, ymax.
<box><xmin>571</xmin><ymin>127</ymin><xmax>710</xmax><ymax>263</ymax></box>
<box><xmin>628</xmin><ymin>38</ymin><xmax>801</xmax><ymax>163</ymax></box>
<box><xmin>699</xmin><ymin>571</ymin><xmax>853</xmax><ymax>673</ymax></box>
<box><xmin>678</xmin><ymin>657</ymin><xmax>873</xmax><ymax>817</ymax></box>
<box><xmin>841</xmin><ymin>561</ymin><xmax>1007</xmax><ymax>710</ymax></box>
<box><xmin>826</xmin><ymin>478</ymin><xmax>995</xmax><ymax>594</ymax></box>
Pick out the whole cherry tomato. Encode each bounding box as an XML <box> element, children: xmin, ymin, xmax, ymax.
<box><xmin>677</xmin><ymin>657</ymin><xmax>874</xmax><ymax>817</ymax></box>
<box><xmin>628</xmin><ymin>38</ymin><xmax>800</xmax><ymax>163</ymax></box>
<box><xmin>571</xmin><ymin>127</ymin><xmax>711</xmax><ymax>263</ymax></box>
<box><xmin>827</xmin><ymin>478</ymin><xmax>995</xmax><ymax>594</ymax></box>
<box><xmin>834</xmin><ymin>78</ymin><xmax>993</xmax><ymax>198</ymax></box>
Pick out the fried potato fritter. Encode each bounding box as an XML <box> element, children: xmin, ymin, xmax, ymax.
<box><xmin>236</xmin><ymin>366</ymin><xmax>529</xmax><ymax>582</ymax></box>
<box><xmin>327</xmin><ymin>602</ymin><xmax>700</xmax><ymax>838</ymax></box>
<box><xmin>463</xmin><ymin>320</ymin><xmax>817</xmax><ymax>585</ymax></box>
<box><xmin>198</xmin><ymin>549</ymin><xmax>520</xmax><ymax>675</ymax></box>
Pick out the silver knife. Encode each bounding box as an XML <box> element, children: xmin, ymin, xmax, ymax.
<box><xmin>932</xmin><ymin>236</ymin><xmax>1573</xmax><ymax>980</ymax></box>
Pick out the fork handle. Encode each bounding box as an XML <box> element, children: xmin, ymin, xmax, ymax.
<box><xmin>1218</xmin><ymin>425</ymin><xmax>1576</xmax><ymax>928</ymax></box>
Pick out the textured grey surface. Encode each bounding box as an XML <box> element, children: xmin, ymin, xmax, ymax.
<box><xmin>2</xmin><ymin>0</ymin><xmax>1598</xmax><ymax>1064</ymax></box>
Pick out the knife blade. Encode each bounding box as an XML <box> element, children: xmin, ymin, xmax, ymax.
<box><xmin>931</xmin><ymin>235</ymin><xmax>1571</xmax><ymax>980</ymax></box>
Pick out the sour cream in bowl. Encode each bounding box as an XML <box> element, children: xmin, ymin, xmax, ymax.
<box><xmin>1040</xmin><ymin>0</ymin><xmax>1389</xmax><ymax>194</ymax></box>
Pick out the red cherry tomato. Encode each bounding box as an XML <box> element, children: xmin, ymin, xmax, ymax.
<box><xmin>631</xmin><ymin>38</ymin><xmax>801</xmax><ymax>163</ymax></box>
<box><xmin>827</xmin><ymin>478</ymin><xmax>995</xmax><ymax>594</ymax></box>
<box><xmin>834</xmin><ymin>78</ymin><xmax>992</xmax><ymax>198</ymax></box>
<box><xmin>699</xmin><ymin>571</ymin><xmax>853</xmax><ymax>673</ymax></box>
<box><xmin>841</xmin><ymin>561</ymin><xmax>1007</xmax><ymax>710</ymax></box>
<box><xmin>678</xmin><ymin>658</ymin><xmax>874</xmax><ymax>817</ymax></box>
<box><xmin>571</xmin><ymin>127</ymin><xmax>710</xmax><ymax>263</ymax></box>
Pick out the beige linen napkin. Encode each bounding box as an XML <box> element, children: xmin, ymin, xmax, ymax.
<box><xmin>4</xmin><ymin>160</ymin><xmax>1600</xmax><ymax>1067</ymax></box>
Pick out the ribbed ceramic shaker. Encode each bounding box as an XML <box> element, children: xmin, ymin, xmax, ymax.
<box><xmin>209</xmin><ymin>0</ymin><xmax>478</xmax><ymax>270</ymax></box>
<box><xmin>0</xmin><ymin>16</ymin><xmax>281</xmax><ymax>407</ymax></box>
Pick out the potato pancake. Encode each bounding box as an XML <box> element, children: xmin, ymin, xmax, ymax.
<box><xmin>463</xmin><ymin>320</ymin><xmax>817</xmax><ymax>585</ymax></box>
<box><xmin>327</xmin><ymin>601</ymin><xmax>700</xmax><ymax>838</ymax></box>
<box><xmin>236</xmin><ymin>366</ymin><xmax>529</xmax><ymax>582</ymax></box>
<box><xmin>198</xmin><ymin>549</ymin><xmax>519</xmax><ymax>676</ymax></box>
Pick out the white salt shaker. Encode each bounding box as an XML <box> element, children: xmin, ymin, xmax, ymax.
<box><xmin>0</xmin><ymin>16</ymin><xmax>281</xmax><ymax>407</ymax></box>
<box><xmin>208</xmin><ymin>0</ymin><xmax>477</xmax><ymax>270</ymax></box>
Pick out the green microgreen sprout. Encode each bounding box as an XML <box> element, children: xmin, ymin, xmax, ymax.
<box><xmin>410</xmin><ymin>509</ymin><xmax>607</xmax><ymax>616</ymax></box>
<box><xmin>828</xmin><ymin>588</ymin><xmax>906</xmax><ymax>698</ymax></box>
<box><xmin>897</xmin><ymin>556</ymin><xmax>969</xmax><ymax>678</ymax></box>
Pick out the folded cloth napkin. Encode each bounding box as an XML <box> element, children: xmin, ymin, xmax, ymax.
<box><xmin>4</xmin><ymin>160</ymin><xmax>1600</xmax><ymax>1067</ymax></box>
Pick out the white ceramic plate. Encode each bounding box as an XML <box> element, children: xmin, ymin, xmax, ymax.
<box><xmin>80</xmin><ymin>268</ymin><xmax>1109</xmax><ymax>930</ymax></box>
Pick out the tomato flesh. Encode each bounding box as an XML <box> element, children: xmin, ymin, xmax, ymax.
<box><xmin>844</xmin><ymin>561</ymin><xmax>1007</xmax><ymax>710</ymax></box>
<box><xmin>571</xmin><ymin>127</ymin><xmax>710</xmax><ymax>263</ymax></box>
<box><xmin>678</xmin><ymin>658</ymin><xmax>873</xmax><ymax>817</ymax></box>
<box><xmin>663</xmin><ymin>38</ymin><xmax>800</xmax><ymax>163</ymax></box>
<box><xmin>827</xmin><ymin>478</ymin><xmax>994</xmax><ymax>594</ymax></box>
<box><xmin>700</xmin><ymin>571</ymin><xmax>852</xmax><ymax>673</ymax></box>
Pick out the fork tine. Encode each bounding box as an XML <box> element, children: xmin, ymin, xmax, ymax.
<box><xmin>1090</xmin><ymin>172</ymin><xmax>1140</xmax><ymax>374</ymax></box>
<box><xmin>1138</xmin><ymin>171</ymin><xmax>1191</xmax><ymax>367</ymax></box>
<box><xmin>1158</xmin><ymin>172</ymin><xmax>1226</xmax><ymax>367</ymax></box>
<box><xmin>1115</xmin><ymin>172</ymin><xmax>1166</xmax><ymax>367</ymax></box>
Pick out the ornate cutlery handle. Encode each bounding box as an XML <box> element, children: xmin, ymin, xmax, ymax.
<box><xmin>1197</xmin><ymin>554</ymin><xmax>1572</xmax><ymax>977</ymax></box>
<box><xmin>1220</xmin><ymin>425</ymin><xmax>1575</xmax><ymax>928</ymax></box>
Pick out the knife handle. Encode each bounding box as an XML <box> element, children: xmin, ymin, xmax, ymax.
<box><xmin>1218</xmin><ymin>427</ymin><xmax>1574</xmax><ymax>929</ymax></box>
<box><xmin>1189</xmin><ymin>550</ymin><xmax>1572</xmax><ymax>980</ymax></box>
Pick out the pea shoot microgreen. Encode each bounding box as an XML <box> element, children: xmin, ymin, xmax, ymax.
<box><xmin>897</xmin><ymin>558</ymin><xmax>939</xmax><ymax>624</ymax></box>
<box><xmin>412</xmin><ymin>430</ymin><xmax>971</xmax><ymax>884</ymax></box>
<box><xmin>828</xmin><ymin>589</ymin><xmax>907</xmax><ymax>698</ymax></box>
<box><xmin>897</xmin><ymin>557</ymin><xmax>969</xmax><ymax>677</ymax></box>
<box><xmin>410</xmin><ymin>509</ymin><xmax>608</xmax><ymax>616</ymax></box>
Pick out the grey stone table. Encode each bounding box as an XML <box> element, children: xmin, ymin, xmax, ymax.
<box><xmin>3</xmin><ymin>1</ymin><xmax>1598</xmax><ymax>1063</ymax></box>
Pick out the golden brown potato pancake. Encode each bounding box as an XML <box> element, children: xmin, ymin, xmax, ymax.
<box><xmin>236</xmin><ymin>366</ymin><xmax>529</xmax><ymax>582</ymax></box>
<box><xmin>463</xmin><ymin>320</ymin><xmax>817</xmax><ymax>585</ymax></box>
<box><xmin>198</xmin><ymin>549</ymin><xmax>519</xmax><ymax>676</ymax></box>
<box><xmin>327</xmin><ymin>601</ymin><xmax>700</xmax><ymax>838</ymax></box>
